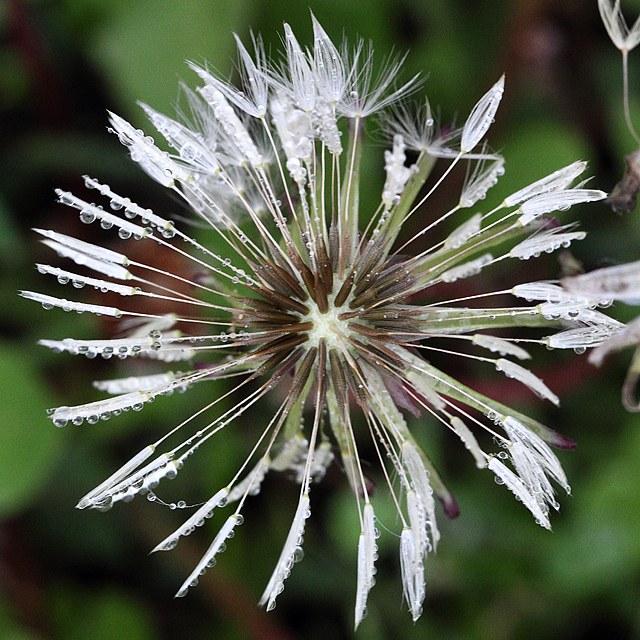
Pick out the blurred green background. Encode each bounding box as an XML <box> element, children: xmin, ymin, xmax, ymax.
<box><xmin>2</xmin><ymin>0</ymin><xmax>640</xmax><ymax>638</ymax></box>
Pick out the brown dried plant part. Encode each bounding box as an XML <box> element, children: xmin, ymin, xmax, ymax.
<box><xmin>607</xmin><ymin>147</ymin><xmax>640</xmax><ymax>214</ymax></box>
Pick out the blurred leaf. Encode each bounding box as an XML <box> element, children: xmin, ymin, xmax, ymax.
<box><xmin>0</xmin><ymin>341</ymin><xmax>64</xmax><ymax>517</ymax></box>
<box><xmin>0</xmin><ymin>48</ymin><xmax>30</xmax><ymax>109</ymax></box>
<box><xmin>487</xmin><ymin>119</ymin><xmax>591</xmax><ymax>209</ymax></box>
<box><xmin>0</xmin><ymin>596</ymin><xmax>40</xmax><ymax>640</ymax></box>
<box><xmin>53</xmin><ymin>586</ymin><xmax>155</xmax><ymax>640</ymax></box>
<box><xmin>8</xmin><ymin>133</ymin><xmax>130</xmax><ymax>187</ymax></box>
<box><xmin>87</xmin><ymin>0</ymin><xmax>255</xmax><ymax>121</ymax></box>
<box><xmin>547</xmin><ymin>412</ymin><xmax>640</xmax><ymax>597</ymax></box>
<box><xmin>0</xmin><ymin>195</ymin><xmax>24</xmax><ymax>269</ymax></box>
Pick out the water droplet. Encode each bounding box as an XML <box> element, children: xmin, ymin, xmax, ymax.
<box><xmin>80</xmin><ymin>210</ymin><xmax>96</xmax><ymax>224</ymax></box>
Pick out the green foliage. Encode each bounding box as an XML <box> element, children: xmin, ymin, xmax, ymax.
<box><xmin>2</xmin><ymin>0</ymin><xmax>640</xmax><ymax>638</ymax></box>
<box><xmin>87</xmin><ymin>0</ymin><xmax>253</xmax><ymax>121</ymax></box>
<box><xmin>51</xmin><ymin>585</ymin><xmax>156</xmax><ymax>640</ymax></box>
<box><xmin>0</xmin><ymin>343</ymin><xmax>63</xmax><ymax>517</ymax></box>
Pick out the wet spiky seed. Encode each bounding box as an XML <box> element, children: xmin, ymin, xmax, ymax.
<box><xmin>26</xmin><ymin>17</ymin><xmax>612</xmax><ymax>628</ymax></box>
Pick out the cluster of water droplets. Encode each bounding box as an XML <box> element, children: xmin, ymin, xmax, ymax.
<box><xmin>440</xmin><ymin>253</ymin><xmax>493</xmax><ymax>283</ymax></box>
<box><xmin>270</xmin><ymin>436</ymin><xmax>334</xmax><ymax>484</ymax></box>
<box><xmin>459</xmin><ymin>157</ymin><xmax>505</xmax><ymax>208</ymax></box>
<box><xmin>87</xmin><ymin>454</ymin><xmax>183</xmax><ymax>511</ymax></box>
<box><xmin>512</xmin><ymin>283</ymin><xmax>614</xmax><ymax>313</ymax></box>
<box><xmin>260</xmin><ymin>494</ymin><xmax>311</xmax><ymax>611</ymax></box>
<box><xmin>34</xmin><ymin>264</ymin><xmax>137</xmax><ymax>297</ymax></box>
<box><xmin>175</xmin><ymin>511</ymin><xmax>243</xmax><ymax>597</ymax></box>
<box><xmin>444</xmin><ymin>213</ymin><xmax>482</xmax><ymax>250</ymax></box>
<box><xmin>494</xmin><ymin>358</ymin><xmax>559</xmax><ymax>405</ymax></box>
<box><xmin>84</xmin><ymin>176</ymin><xmax>178</xmax><ymax>239</ymax></box>
<box><xmin>152</xmin><ymin>488</ymin><xmax>230</xmax><ymax>552</ymax></box>
<box><xmin>510</xmin><ymin>229</ymin><xmax>586</xmax><ymax>260</ymax></box>
<box><xmin>37</xmin><ymin>327</ymin><xmax>210</xmax><ymax>362</ymax></box>
<box><xmin>47</xmin><ymin>393</ymin><xmax>151</xmax><ymax>428</ymax></box>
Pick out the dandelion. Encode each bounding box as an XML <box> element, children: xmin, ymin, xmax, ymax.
<box><xmin>563</xmin><ymin>261</ymin><xmax>640</xmax><ymax>410</ymax></box>
<box><xmin>560</xmin><ymin>2</ymin><xmax>640</xmax><ymax>411</ymax></box>
<box><xmin>24</xmin><ymin>17</ymin><xmax>611</xmax><ymax>628</ymax></box>
<box><xmin>599</xmin><ymin>0</ymin><xmax>640</xmax><ymax>212</ymax></box>
<box><xmin>599</xmin><ymin>0</ymin><xmax>640</xmax><ymax>143</ymax></box>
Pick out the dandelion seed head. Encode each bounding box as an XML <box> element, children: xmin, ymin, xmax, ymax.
<box><xmin>27</xmin><ymin>16</ymin><xmax>611</xmax><ymax>627</ymax></box>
